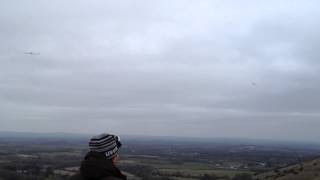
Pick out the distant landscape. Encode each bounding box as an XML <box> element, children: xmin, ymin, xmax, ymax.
<box><xmin>0</xmin><ymin>132</ymin><xmax>319</xmax><ymax>180</ymax></box>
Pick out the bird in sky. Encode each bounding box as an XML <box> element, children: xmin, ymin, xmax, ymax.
<box><xmin>24</xmin><ymin>52</ymin><xmax>40</xmax><ymax>55</ymax></box>
<box><xmin>251</xmin><ymin>82</ymin><xmax>257</xmax><ymax>86</ymax></box>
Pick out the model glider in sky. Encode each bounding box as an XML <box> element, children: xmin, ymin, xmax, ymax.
<box><xmin>24</xmin><ymin>52</ymin><xmax>40</xmax><ymax>55</ymax></box>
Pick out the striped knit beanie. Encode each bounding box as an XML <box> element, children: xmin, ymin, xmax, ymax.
<box><xmin>89</xmin><ymin>133</ymin><xmax>122</xmax><ymax>159</ymax></box>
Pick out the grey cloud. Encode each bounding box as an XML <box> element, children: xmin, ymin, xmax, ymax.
<box><xmin>0</xmin><ymin>0</ymin><xmax>320</xmax><ymax>142</ymax></box>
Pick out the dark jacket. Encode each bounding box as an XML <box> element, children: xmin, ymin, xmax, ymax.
<box><xmin>80</xmin><ymin>151</ymin><xmax>127</xmax><ymax>180</ymax></box>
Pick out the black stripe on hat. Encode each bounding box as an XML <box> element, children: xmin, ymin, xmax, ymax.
<box><xmin>90</xmin><ymin>134</ymin><xmax>113</xmax><ymax>142</ymax></box>
<box><xmin>89</xmin><ymin>137</ymin><xmax>114</xmax><ymax>146</ymax></box>
<box><xmin>90</xmin><ymin>143</ymin><xmax>117</xmax><ymax>153</ymax></box>
<box><xmin>89</xmin><ymin>141</ymin><xmax>117</xmax><ymax>150</ymax></box>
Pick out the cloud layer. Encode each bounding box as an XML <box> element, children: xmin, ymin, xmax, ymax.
<box><xmin>0</xmin><ymin>0</ymin><xmax>319</xmax><ymax>142</ymax></box>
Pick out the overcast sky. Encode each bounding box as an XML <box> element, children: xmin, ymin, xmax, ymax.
<box><xmin>0</xmin><ymin>0</ymin><xmax>319</xmax><ymax>142</ymax></box>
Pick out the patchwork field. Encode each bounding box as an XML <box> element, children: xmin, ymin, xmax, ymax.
<box><xmin>0</xmin><ymin>133</ymin><xmax>319</xmax><ymax>180</ymax></box>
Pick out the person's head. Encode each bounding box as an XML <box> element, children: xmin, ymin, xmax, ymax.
<box><xmin>88</xmin><ymin>133</ymin><xmax>122</xmax><ymax>164</ymax></box>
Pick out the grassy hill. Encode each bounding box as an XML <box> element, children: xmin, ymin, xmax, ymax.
<box><xmin>255</xmin><ymin>157</ymin><xmax>320</xmax><ymax>180</ymax></box>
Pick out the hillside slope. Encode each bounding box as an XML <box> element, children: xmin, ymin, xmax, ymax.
<box><xmin>255</xmin><ymin>157</ymin><xmax>320</xmax><ymax>180</ymax></box>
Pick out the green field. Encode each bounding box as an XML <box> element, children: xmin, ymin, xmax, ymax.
<box><xmin>121</xmin><ymin>156</ymin><xmax>253</xmax><ymax>179</ymax></box>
